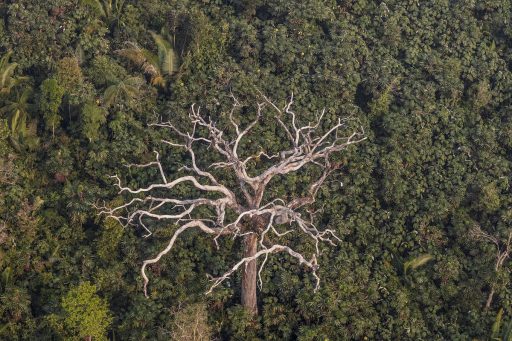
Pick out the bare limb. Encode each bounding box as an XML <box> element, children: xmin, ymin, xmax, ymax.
<box><xmin>206</xmin><ymin>244</ymin><xmax>320</xmax><ymax>294</ymax></box>
<box><xmin>470</xmin><ymin>225</ymin><xmax>512</xmax><ymax>309</ymax></box>
<box><xmin>99</xmin><ymin>94</ymin><xmax>364</xmax><ymax>299</ymax></box>
<box><xmin>141</xmin><ymin>220</ymin><xmax>230</xmax><ymax>297</ymax></box>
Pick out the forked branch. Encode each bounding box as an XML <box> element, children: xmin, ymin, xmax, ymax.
<box><xmin>98</xmin><ymin>94</ymin><xmax>365</xmax><ymax>298</ymax></box>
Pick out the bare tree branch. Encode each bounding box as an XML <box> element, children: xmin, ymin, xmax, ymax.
<box><xmin>98</xmin><ymin>94</ymin><xmax>365</xmax><ymax>303</ymax></box>
<box><xmin>206</xmin><ymin>244</ymin><xmax>319</xmax><ymax>294</ymax></box>
<box><xmin>470</xmin><ymin>224</ymin><xmax>512</xmax><ymax>309</ymax></box>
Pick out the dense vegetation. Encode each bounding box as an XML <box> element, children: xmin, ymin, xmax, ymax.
<box><xmin>1</xmin><ymin>0</ymin><xmax>512</xmax><ymax>339</ymax></box>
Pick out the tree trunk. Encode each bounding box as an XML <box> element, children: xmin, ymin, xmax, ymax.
<box><xmin>485</xmin><ymin>286</ymin><xmax>495</xmax><ymax>309</ymax></box>
<box><xmin>241</xmin><ymin>233</ymin><xmax>258</xmax><ymax>315</ymax></box>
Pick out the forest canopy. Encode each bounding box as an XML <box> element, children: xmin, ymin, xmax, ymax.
<box><xmin>0</xmin><ymin>0</ymin><xmax>512</xmax><ymax>339</ymax></box>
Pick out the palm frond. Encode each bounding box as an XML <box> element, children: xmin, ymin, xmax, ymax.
<box><xmin>103</xmin><ymin>76</ymin><xmax>143</xmax><ymax>108</ymax></box>
<box><xmin>150</xmin><ymin>31</ymin><xmax>179</xmax><ymax>75</ymax></box>
<box><xmin>1</xmin><ymin>87</ymin><xmax>33</xmax><ymax>137</ymax></box>
<box><xmin>149</xmin><ymin>31</ymin><xmax>179</xmax><ymax>76</ymax></box>
<box><xmin>150</xmin><ymin>31</ymin><xmax>172</xmax><ymax>51</ymax></box>
<box><xmin>80</xmin><ymin>0</ymin><xmax>106</xmax><ymax>17</ymax></box>
<box><xmin>103</xmin><ymin>84</ymin><xmax>121</xmax><ymax>108</ymax></box>
<box><xmin>123</xmin><ymin>76</ymin><xmax>144</xmax><ymax>86</ymax></box>
<box><xmin>161</xmin><ymin>47</ymin><xmax>179</xmax><ymax>76</ymax></box>
<box><xmin>141</xmin><ymin>50</ymin><xmax>159</xmax><ymax>71</ymax></box>
<box><xmin>19</xmin><ymin>87</ymin><xmax>32</xmax><ymax>104</ymax></box>
<box><xmin>114</xmin><ymin>0</ymin><xmax>126</xmax><ymax>16</ymax></box>
<box><xmin>493</xmin><ymin>309</ymin><xmax>504</xmax><ymax>339</ymax></box>
<box><xmin>403</xmin><ymin>254</ymin><xmax>433</xmax><ymax>275</ymax></box>
<box><xmin>150</xmin><ymin>75</ymin><xmax>166</xmax><ymax>88</ymax></box>
<box><xmin>117</xmin><ymin>30</ymin><xmax>180</xmax><ymax>90</ymax></box>
<box><xmin>0</xmin><ymin>62</ymin><xmax>17</xmax><ymax>88</ymax></box>
<box><xmin>0</xmin><ymin>51</ymin><xmax>13</xmax><ymax>70</ymax></box>
<box><xmin>0</xmin><ymin>51</ymin><xmax>27</xmax><ymax>94</ymax></box>
<box><xmin>116</xmin><ymin>44</ymin><xmax>147</xmax><ymax>66</ymax></box>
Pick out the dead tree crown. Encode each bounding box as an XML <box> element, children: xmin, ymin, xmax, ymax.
<box><xmin>98</xmin><ymin>93</ymin><xmax>366</xmax><ymax>297</ymax></box>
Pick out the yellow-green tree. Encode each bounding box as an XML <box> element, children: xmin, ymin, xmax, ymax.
<box><xmin>58</xmin><ymin>282</ymin><xmax>113</xmax><ymax>341</ymax></box>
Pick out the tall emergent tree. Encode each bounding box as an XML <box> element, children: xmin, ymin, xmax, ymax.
<box><xmin>100</xmin><ymin>94</ymin><xmax>365</xmax><ymax>315</ymax></box>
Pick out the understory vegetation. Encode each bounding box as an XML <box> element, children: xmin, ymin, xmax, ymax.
<box><xmin>1</xmin><ymin>0</ymin><xmax>512</xmax><ymax>339</ymax></box>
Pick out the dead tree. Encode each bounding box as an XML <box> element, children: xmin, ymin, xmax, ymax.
<box><xmin>470</xmin><ymin>224</ymin><xmax>512</xmax><ymax>309</ymax></box>
<box><xmin>98</xmin><ymin>94</ymin><xmax>365</xmax><ymax>315</ymax></box>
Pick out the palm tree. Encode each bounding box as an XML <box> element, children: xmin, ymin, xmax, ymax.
<box><xmin>102</xmin><ymin>76</ymin><xmax>143</xmax><ymax>108</ymax></box>
<box><xmin>0</xmin><ymin>87</ymin><xmax>38</xmax><ymax>151</ymax></box>
<box><xmin>0</xmin><ymin>87</ymin><xmax>33</xmax><ymax>138</ymax></box>
<box><xmin>0</xmin><ymin>51</ymin><xmax>28</xmax><ymax>95</ymax></box>
<box><xmin>81</xmin><ymin>0</ymin><xmax>127</xmax><ymax>30</ymax></box>
<box><xmin>149</xmin><ymin>30</ymin><xmax>180</xmax><ymax>78</ymax></box>
<box><xmin>116</xmin><ymin>30</ymin><xmax>179</xmax><ymax>90</ymax></box>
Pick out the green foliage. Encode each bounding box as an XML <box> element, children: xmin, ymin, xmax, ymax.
<box><xmin>97</xmin><ymin>217</ymin><xmax>124</xmax><ymax>262</ymax></box>
<box><xmin>0</xmin><ymin>86</ymin><xmax>38</xmax><ymax>149</ymax></box>
<box><xmin>224</xmin><ymin>305</ymin><xmax>261</xmax><ymax>340</ymax></box>
<box><xmin>403</xmin><ymin>254</ymin><xmax>433</xmax><ymax>275</ymax></box>
<box><xmin>56</xmin><ymin>57</ymin><xmax>84</xmax><ymax>93</ymax></box>
<box><xmin>476</xmin><ymin>182</ymin><xmax>501</xmax><ymax>213</ymax></box>
<box><xmin>0</xmin><ymin>51</ymin><xmax>27</xmax><ymax>95</ymax></box>
<box><xmin>87</xmin><ymin>55</ymin><xmax>128</xmax><ymax>88</ymax></box>
<box><xmin>1</xmin><ymin>0</ymin><xmax>512</xmax><ymax>339</ymax></box>
<box><xmin>82</xmin><ymin>0</ymin><xmax>121</xmax><ymax>19</ymax></box>
<box><xmin>149</xmin><ymin>30</ymin><xmax>179</xmax><ymax>77</ymax></box>
<box><xmin>103</xmin><ymin>76</ymin><xmax>143</xmax><ymax>108</ymax></box>
<box><xmin>81</xmin><ymin>102</ymin><xmax>106</xmax><ymax>141</ymax></box>
<box><xmin>491</xmin><ymin>309</ymin><xmax>512</xmax><ymax>341</ymax></box>
<box><xmin>40</xmin><ymin>78</ymin><xmax>65</xmax><ymax>135</ymax></box>
<box><xmin>57</xmin><ymin>282</ymin><xmax>113</xmax><ymax>340</ymax></box>
<box><xmin>0</xmin><ymin>87</ymin><xmax>32</xmax><ymax>136</ymax></box>
<box><xmin>0</xmin><ymin>287</ymin><xmax>31</xmax><ymax>337</ymax></box>
<box><xmin>82</xmin><ymin>0</ymin><xmax>127</xmax><ymax>31</ymax></box>
<box><xmin>117</xmin><ymin>28</ymin><xmax>179</xmax><ymax>89</ymax></box>
<box><xmin>170</xmin><ymin>303</ymin><xmax>212</xmax><ymax>341</ymax></box>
